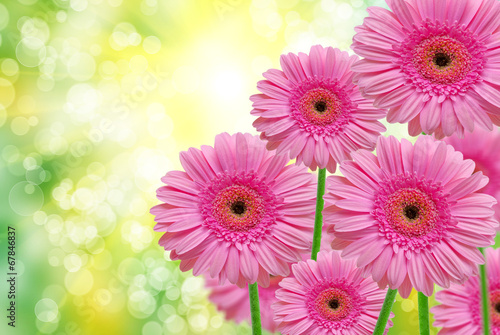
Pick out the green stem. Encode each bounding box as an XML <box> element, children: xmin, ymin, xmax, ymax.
<box><xmin>418</xmin><ymin>292</ymin><xmax>430</xmax><ymax>335</ymax></box>
<box><xmin>248</xmin><ymin>282</ymin><xmax>262</xmax><ymax>335</ymax></box>
<box><xmin>480</xmin><ymin>248</ymin><xmax>490</xmax><ymax>335</ymax></box>
<box><xmin>373</xmin><ymin>288</ymin><xmax>397</xmax><ymax>335</ymax></box>
<box><xmin>311</xmin><ymin>168</ymin><xmax>327</xmax><ymax>261</ymax></box>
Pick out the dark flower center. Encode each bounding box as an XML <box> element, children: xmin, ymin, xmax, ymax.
<box><xmin>328</xmin><ymin>299</ymin><xmax>339</xmax><ymax>310</ymax></box>
<box><xmin>495</xmin><ymin>302</ymin><xmax>500</xmax><ymax>314</ymax></box>
<box><xmin>314</xmin><ymin>101</ymin><xmax>327</xmax><ymax>114</ymax></box>
<box><xmin>433</xmin><ymin>52</ymin><xmax>451</xmax><ymax>68</ymax></box>
<box><xmin>231</xmin><ymin>200</ymin><xmax>246</xmax><ymax>216</ymax></box>
<box><xmin>310</xmin><ymin>285</ymin><xmax>359</xmax><ymax>324</ymax></box>
<box><xmin>404</xmin><ymin>205</ymin><xmax>419</xmax><ymax>220</ymax></box>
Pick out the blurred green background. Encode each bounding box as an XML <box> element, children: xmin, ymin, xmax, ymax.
<box><xmin>1</xmin><ymin>0</ymin><xmax>485</xmax><ymax>334</ymax></box>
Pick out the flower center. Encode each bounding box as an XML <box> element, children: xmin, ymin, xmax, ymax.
<box><xmin>373</xmin><ymin>173</ymin><xmax>455</xmax><ymax>252</ymax></box>
<box><xmin>298</xmin><ymin>88</ymin><xmax>343</xmax><ymax>126</ymax></box>
<box><xmin>314</xmin><ymin>100</ymin><xmax>327</xmax><ymax>113</ymax></box>
<box><xmin>412</xmin><ymin>35</ymin><xmax>472</xmax><ymax>85</ymax></box>
<box><xmin>230</xmin><ymin>200</ymin><xmax>246</xmax><ymax>216</ymax></box>
<box><xmin>328</xmin><ymin>299</ymin><xmax>339</xmax><ymax>310</ymax></box>
<box><xmin>289</xmin><ymin>77</ymin><xmax>355</xmax><ymax>137</ymax></box>
<box><xmin>403</xmin><ymin>204</ymin><xmax>419</xmax><ymax>220</ymax></box>
<box><xmin>212</xmin><ymin>185</ymin><xmax>265</xmax><ymax>232</ymax></box>
<box><xmin>433</xmin><ymin>52</ymin><xmax>451</xmax><ymax>68</ymax></box>
<box><xmin>199</xmin><ymin>171</ymin><xmax>280</xmax><ymax>244</ymax></box>
<box><xmin>398</xmin><ymin>20</ymin><xmax>485</xmax><ymax>97</ymax></box>
<box><xmin>314</xmin><ymin>288</ymin><xmax>352</xmax><ymax>321</ymax></box>
<box><xmin>384</xmin><ymin>188</ymin><xmax>438</xmax><ymax>238</ymax></box>
<box><xmin>306</xmin><ymin>278</ymin><xmax>364</xmax><ymax>331</ymax></box>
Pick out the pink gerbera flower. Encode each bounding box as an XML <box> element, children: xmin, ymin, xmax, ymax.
<box><xmin>251</xmin><ymin>45</ymin><xmax>386</xmax><ymax>173</ymax></box>
<box><xmin>151</xmin><ymin>132</ymin><xmax>316</xmax><ymax>287</ymax></box>
<box><xmin>352</xmin><ymin>0</ymin><xmax>500</xmax><ymax>138</ymax></box>
<box><xmin>432</xmin><ymin>247</ymin><xmax>500</xmax><ymax>334</ymax></box>
<box><xmin>324</xmin><ymin>135</ymin><xmax>498</xmax><ymax>298</ymax></box>
<box><xmin>443</xmin><ymin>128</ymin><xmax>500</xmax><ymax>225</ymax></box>
<box><xmin>273</xmin><ymin>250</ymin><xmax>393</xmax><ymax>334</ymax></box>
<box><xmin>206</xmin><ymin>275</ymin><xmax>284</xmax><ymax>333</ymax></box>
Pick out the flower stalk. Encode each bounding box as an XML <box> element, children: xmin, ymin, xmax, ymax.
<box><xmin>373</xmin><ymin>288</ymin><xmax>397</xmax><ymax>335</ymax></box>
<box><xmin>418</xmin><ymin>292</ymin><xmax>430</xmax><ymax>335</ymax></box>
<box><xmin>311</xmin><ymin>168</ymin><xmax>327</xmax><ymax>260</ymax></box>
<box><xmin>479</xmin><ymin>248</ymin><xmax>490</xmax><ymax>335</ymax></box>
<box><xmin>249</xmin><ymin>282</ymin><xmax>262</xmax><ymax>335</ymax></box>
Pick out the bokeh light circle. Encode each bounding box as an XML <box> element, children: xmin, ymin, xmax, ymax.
<box><xmin>11</xmin><ymin>116</ymin><xmax>29</xmax><ymax>135</ymax></box>
<box><xmin>94</xmin><ymin>288</ymin><xmax>112</xmax><ymax>306</ymax></box>
<box><xmin>26</xmin><ymin>166</ymin><xmax>47</xmax><ymax>185</ymax></box>
<box><xmin>1</xmin><ymin>59</ymin><xmax>19</xmax><ymax>76</ymax></box>
<box><xmin>33</xmin><ymin>211</ymin><xmax>47</xmax><ymax>225</ymax></box>
<box><xmin>64</xmin><ymin>253</ymin><xmax>82</xmax><ymax>272</ymax></box>
<box><xmin>16</xmin><ymin>37</ymin><xmax>46</xmax><ymax>67</ymax></box>
<box><xmin>143</xmin><ymin>36</ymin><xmax>161</xmax><ymax>54</ymax></box>
<box><xmin>36</xmin><ymin>318</ymin><xmax>59</xmax><ymax>334</ymax></box>
<box><xmin>35</xmin><ymin>298</ymin><xmax>59</xmax><ymax>322</ymax></box>
<box><xmin>166</xmin><ymin>315</ymin><xmax>187</xmax><ymax>334</ymax></box>
<box><xmin>9</xmin><ymin>181</ymin><xmax>44</xmax><ymax>216</ymax></box>
<box><xmin>187</xmin><ymin>305</ymin><xmax>210</xmax><ymax>333</ymax></box>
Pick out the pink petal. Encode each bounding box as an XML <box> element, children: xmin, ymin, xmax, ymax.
<box><xmin>420</xmin><ymin>96</ymin><xmax>441</xmax><ymax>133</ymax></box>
<box><xmin>398</xmin><ymin>275</ymin><xmax>413</xmax><ymax>299</ymax></box>
<box><xmin>280</xmin><ymin>52</ymin><xmax>306</xmax><ymax>85</ymax></box>
<box><xmin>340</xmin><ymin>161</ymin><xmax>379</xmax><ymax>192</ymax></box>
<box><xmin>374</xmin><ymin>85</ymin><xmax>414</xmax><ymax>109</ymax></box>
<box><xmin>192</xmin><ymin>242</ymin><xmax>218</xmax><ymax>275</ymax></box>
<box><xmin>214</xmin><ymin>132</ymin><xmax>235</xmax><ymax>172</ymax></box>
<box><xmin>377</xmin><ymin>135</ymin><xmax>403</xmax><ymax>175</ymax></box>
<box><xmin>240</xmin><ymin>244</ymin><xmax>259</xmax><ymax>283</ymax></box>
<box><xmin>397</xmin><ymin>92</ymin><xmax>425</xmax><ymax>123</ymax></box>
<box><xmin>176</xmin><ymin>228</ymin><xmax>211</xmax><ymax>254</ymax></box>
<box><xmin>225</xmin><ymin>245</ymin><xmax>240</xmax><ymax>284</ymax></box>
<box><xmin>475</xmin><ymin>82</ymin><xmax>500</xmax><ymax>107</ymax></box>
<box><xmin>210</xmin><ymin>245</ymin><xmax>229</xmax><ymax>278</ymax></box>
<box><xmin>441</xmin><ymin>99</ymin><xmax>457</xmax><ymax>137</ymax></box>
<box><xmin>387</xmin><ymin>250</ymin><xmax>407</xmax><ymax>288</ymax></box>
<box><xmin>371</xmin><ymin>245</ymin><xmax>393</xmax><ymax>282</ymax></box>
<box><xmin>167</xmin><ymin>218</ymin><xmax>203</xmax><ymax>233</ymax></box>
<box><xmin>262</xmin><ymin>68</ymin><xmax>291</xmax><ymax>90</ymax></box>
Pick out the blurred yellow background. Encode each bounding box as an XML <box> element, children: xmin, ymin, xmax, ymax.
<box><xmin>0</xmin><ymin>0</ymin><xmax>436</xmax><ymax>334</ymax></box>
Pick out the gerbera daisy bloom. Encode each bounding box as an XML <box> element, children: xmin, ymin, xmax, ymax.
<box><xmin>432</xmin><ymin>247</ymin><xmax>500</xmax><ymax>334</ymax></box>
<box><xmin>151</xmin><ymin>132</ymin><xmax>316</xmax><ymax>287</ymax></box>
<box><xmin>324</xmin><ymin>135</ymin><xmax>498</xmax><ymax>298</ymax></box>
<box><xmin>205</xmin><ymin>275</ymin><xmax>284</xmax><ymax>333</ymax></box>
<box><xmin>351</xmin><ymin>0</ymin><xmax>500</xmax><ymax>138</ymax></box>
<box><xmin>273</xmin><ymin>250</ymin><xmax>393</xmax><ymax>334</ymax></box>
<box><xmin>443</xmin><ymin>127</ymin><xmax>500</xmax><ymax>225</ymax></box>
<box><xmin>251</xmin><ymin>45</ymin><xmax>386</xmax><ymax>173</ymax></box>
